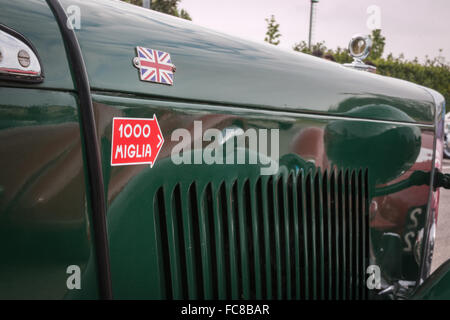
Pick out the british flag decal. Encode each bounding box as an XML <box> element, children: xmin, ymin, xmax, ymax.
<box><xmin>133</xmin><ymin>46</ymin><xmax>175</xmax><ymax>85</ymax></box>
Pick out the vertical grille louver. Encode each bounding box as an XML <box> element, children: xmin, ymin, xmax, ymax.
<box><xmin>153</xmin><ymin>168</ymin><xmax>369</xmax><ymax>300</ymax></box>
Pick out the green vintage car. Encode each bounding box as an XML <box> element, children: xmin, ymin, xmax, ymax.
<box><xmin>0</xmin><ymin>0</ymin><xmax>449</xmax><ymax>300</ymax></box>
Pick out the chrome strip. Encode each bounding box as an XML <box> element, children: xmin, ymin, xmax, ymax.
<box><xmin>0</xmin><ymin>25</ymin><xmax>43</xmax><ymax>82</ymax></box>
<box><xmin>418</xmin><ymin>87</ymin><xmax>446</xmax><ymax>284</ymax></box>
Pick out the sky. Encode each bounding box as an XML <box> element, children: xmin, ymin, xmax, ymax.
<box><xmin>180</xmin><ymin>0</ymin><xmax>450</xmax><ymax>63</ymax></box>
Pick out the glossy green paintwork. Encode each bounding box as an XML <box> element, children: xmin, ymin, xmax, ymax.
<box><xmin>92</xmin><ymin>92</ymin><xmax>434</xmax><ymax>299</ymax></box>
<box><xmin>60</xmin><ymin>0</ymin><xmax>435</xmax><ymax>124</ymax></box>
<box><xmin>413</xmin><ymin>259</ymin><xmax>450</xmax><ymax>299</ymax></box>
<box><xmin>325</xmin><ymin>105</ymin><xmax>422</xmax><ymax>185</ymax></box>
<box><xmin>0</xmin><ymin>87</ymin><xmax>99</xmax><ymax>299</ymax></box>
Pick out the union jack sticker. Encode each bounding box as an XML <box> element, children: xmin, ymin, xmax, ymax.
<box><xmin>133</xmin><ymin>46</ymin><xmax>175</xmax><ymax>85</ymax></box>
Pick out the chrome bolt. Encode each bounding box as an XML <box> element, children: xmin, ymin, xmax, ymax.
<box><xmin>18</xmin><ymin>49</ymin><xmax>30</xmax><ymax>67</ymax></box>
<box><xmin>132</xmin><ymin>57</ymin><xmax>140</xmax><ymax>68</ymax></box>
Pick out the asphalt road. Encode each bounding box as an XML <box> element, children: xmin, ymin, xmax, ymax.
<box><xmin>431</xmin><ymin>158</ymin><xmax>450</xmax><ymax>272</ymax></box>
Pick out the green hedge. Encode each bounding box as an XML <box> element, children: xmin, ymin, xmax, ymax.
<box><xmin>293</xmin><ymin>41</ymin><xmax>449</xmax><ymax>106</ymax></box>
<box><xmin>374</xmin><ymin>57</ymin><xmax>450</xmax><ymax>106</ymax></box>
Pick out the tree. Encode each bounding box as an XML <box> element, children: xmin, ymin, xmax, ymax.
<box><xmin>292</xmin><ymin>41</ymin><xmax>353</xmax><ymax>63</ymax></box>
<box><xmin>332</xmin><ymin>46</ymin><xmax>353</xmax><ymax>64</ymax></box>
<box><xmin>368</xmin><ymin>29</ymin><xmax>385</xmax><ymax>60</ymax></box>
<box><xmin>293</xmin><ymin>41</ymin><xmax>326</xmax><ymax>56</ymax></box>
<box><xmin>121</xmin><ymin>0</ymin><xmax>192</xmax><ymax>21</ymax></box>
<box><xmin>375</xmin><ymin>51</ymin><xmax>450</xmax><ymax>104</ymax></box>
<box><xmin>264</xmin><ymin>15</ymin><xmax>281</xmax><ymax>45</ymax></box>
<box><xmin>292</xmin><ymin>40</ymin><xmax>311</xmax><ymax>54</ymax></box>
<box><xmin>179</xmin><ymin>8</ymin><xmax>191</xmax><ymax>21</ymax></box>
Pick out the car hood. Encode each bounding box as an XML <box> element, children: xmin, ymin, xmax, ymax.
<box><xmin>61</xmin><ymin>0</ymin><xmax>436</xmax><ymax>124</ymax></box>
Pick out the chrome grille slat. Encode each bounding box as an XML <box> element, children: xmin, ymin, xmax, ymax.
<box><xmin>152</xmin><ymin>167</ymin><xmax>369</xmax><ymax>300</ymax></box>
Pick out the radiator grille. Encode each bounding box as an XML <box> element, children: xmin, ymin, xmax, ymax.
<box><xmin>153</xmin><ymin>168</ymin><xmax>369</xmax><ymax>300</ymax></box>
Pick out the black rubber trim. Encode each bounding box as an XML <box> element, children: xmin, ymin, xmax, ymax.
<box><xmin>46</xmin><ymin>0</ymin><xmax>112</xmax><ymax>299</ymax></box>
<box><xmin>0</xmin><ymin>24</ymin><xmax>45</xmax><ymax>83</ymax></box>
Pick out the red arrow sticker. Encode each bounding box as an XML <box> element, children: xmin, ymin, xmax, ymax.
<box><xmin>111</xmin><ymin>116</ymin><xmax>164</xmax><ymax>167</ymax></box>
